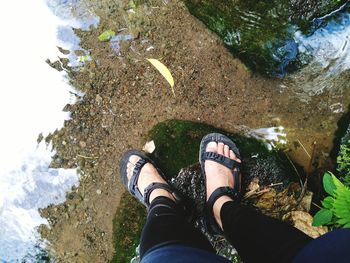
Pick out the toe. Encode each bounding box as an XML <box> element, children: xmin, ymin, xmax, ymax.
<box><xmin>126</xmin><ymin>162</ymin><xmax>133</xmax><ymax>180</ymax></box>
<box><xmin>229</xmin><ymin>150</ymin><xmax>241</xmax><ymax>163</ymax></box>
<box><xmin>217</xmin><ymin>142</ymin><xmax>224</xmax><ymax>155</ymax></box>
<box><xmin>206</xmin><ymin>141</ymin><xmax>217</xmax><ymax>152</ymax></box>
<box><xmin>126</xmin><ymin>155</ymin><xmax>141</xmax><ymax>180</ymax></box>
<box><xmin>129</xmin><ymin>155</ymin><xmax>140</xmax><ymax>165</ymax></box>
<box><xmin>224</xmin><ymin>144</ymin><xmax>230</xmax><ymax>157</ymax></box>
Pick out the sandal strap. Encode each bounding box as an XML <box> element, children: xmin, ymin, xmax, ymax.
<box><xmin>206</xmin><ymin>186</ymin><xmax>239</xmax><ymax>235</ymax></box>
<box><xmin>207</xmin><ymin>186</ymin><xmax>239</xmax><ymax>211</ymax></box>
<box><xmin>203</xmin><ymin>151</ymin><xmax>241</xmax><ymax>193</ymax></box>
<box><xmin>128</xmin><ymin>159</ymin><xmax>147</xmax><ymax>201</ymax></box>
<box><xmin>203</xmin><ymin>152</ymin><xmax>241</xmax><ymax>170</ymax></box>
<box><xmin>143</xmin><ymin>182</ymin><xmax>180</xmax><ymax>206</ymax></box>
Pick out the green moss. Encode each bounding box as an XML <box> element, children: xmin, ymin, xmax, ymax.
<box><xmin>147</xmin><ymin>120</ymin><xmax>295</xmax><ymax>184</ymax></box>
<box><xmin>184</xmin><ymin>0</ymin><xmax>294</xmax><ymax>76</ymax></box>
<box><xmin>111</xmin><ymin>192</ymin><xmax>146</xmax><ymax>263</ymax></box>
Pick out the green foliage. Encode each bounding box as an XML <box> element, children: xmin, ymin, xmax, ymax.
<box><xmin>337</xmin><ymin>142</ymin><xmax>350</xmax><ymax>186</ymax></box>
<box><xmin>312</xmin><ymin>172</ymin><xmax>350</xmax><ymax>228</ymax></box>
<box><xmin>313</xmin><ymin>209</ymin><xmax>333</xmax><ymax>226</ymax></box>
<box><xmin>323</xmin><ymin>172</ymin><xmax>336</xmax><ymax>195</ymax></box>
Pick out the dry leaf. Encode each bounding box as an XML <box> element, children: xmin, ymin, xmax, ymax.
<box><xmin>147</xmin><ymin>58</ymin><xmax>175</xmax><ymax>96</ymax></box>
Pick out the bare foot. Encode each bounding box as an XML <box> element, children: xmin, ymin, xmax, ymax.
<box><xmin>205</xmin><ymin>142</ymin><xmax>241</xmax><ymax>229</ymax></box>
<box><xmin>126</xmin><ymin>155</ymin><xmax>175</xmax><ymax>203</ymax></box>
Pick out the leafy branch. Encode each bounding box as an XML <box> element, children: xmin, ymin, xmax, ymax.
<box><xmin>312</xmin><ymin>172</ymin><xmax>350</xmax><ymax>228</ymax></box>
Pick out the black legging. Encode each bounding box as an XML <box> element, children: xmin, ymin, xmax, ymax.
<box><xmin>140</xmin><ymin>196</ymin><xmax>312</xmax><ymax>263</ymax></box>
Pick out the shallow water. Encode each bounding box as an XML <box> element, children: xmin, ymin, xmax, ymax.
<box><xmin>290</xmin><ymin>3</ymin><xmax>350</xmax><ymax>100</ymax></box>
<box><xmin>0</xmin><ymin>0</ymin><xmax>98</xmax><ymax>261</ymax></box>
<box><xmin>185</xmin><ymin>0</ymin><xmax>349</xmax><ymax>77</ymax></box>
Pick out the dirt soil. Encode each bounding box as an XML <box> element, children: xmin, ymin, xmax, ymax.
<box><xmin>40</xmin><ymin>0</ymin><xmax>350</xmax><ymax>262</ymax></box>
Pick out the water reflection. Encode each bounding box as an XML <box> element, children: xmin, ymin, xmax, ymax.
<box><xmin>46</xmin><ymin>0</ymin><xmax>99</xmax><ymax>30</ymax></box>
<box><xmin>0</xmin><ymin>144</ymin><xmax>79</xmax><ymax>261</ymax></box>
<box><xmin>288</xmin><ymin>3</ymin><xmax>350</xmax><ymax>100</ymax></box>
<box><xmin>0</xmin><ymin>0</ymin><xmax>99</xmax><ymax>261</ymax></box>
<box><xmin>185</xmin><ymin>0</ymin><xmax>349</xmax><ymax>77</ymax></box>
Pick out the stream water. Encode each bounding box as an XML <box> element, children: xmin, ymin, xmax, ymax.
<box><xmin>0</xmin><ymin>0</ymin><xmax>350</xmax><ymax>262</ymax></box>
<box><xmin>289</xmin><ymin>3</ymin><xmax>350</xmax><ymax>100</ymax></box>
<box><xmin>0</xmin><ymin>0</ymin><xmax>98</xmax><ymax>261</ymax></box>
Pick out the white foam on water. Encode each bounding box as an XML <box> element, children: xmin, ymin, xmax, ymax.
<box><xmin>0</xmin><ymin>0</ymin><xmax>97</xmax><ymax>261</ymax></box>
<box><xmin>296</xmin><ymin>9</ymin><xmax>350</xmax><ymax>75</ymax></box>
<box><xmin>290</xmin><ymin>5</ymin><xmax>350</xmax><ymax>98</ymax></box>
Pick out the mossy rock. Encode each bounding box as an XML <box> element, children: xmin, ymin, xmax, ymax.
<box><xmin>111</xmin><ymin>192</ymin><xmax>146</xmax><ymax>263</ymax></box>
<box><xmin>148</xmin><ymin>120</ymin><xmax>298</xmax><ymax>187</ymax></box>
<box><xmin>183</xmin><ymin>0</ymin><xmax>347</xmax><ymax>76</ymax></box>
<box><xmin>112</xmin><ymin>120</ymin><xmax>303</xmax><ymax>262</ymax></box>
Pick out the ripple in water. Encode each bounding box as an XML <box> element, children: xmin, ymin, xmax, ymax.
<box><xmin>289</xmin><ymin>3</ymin><xmax>350</xmax><ymax>100</ymax></box>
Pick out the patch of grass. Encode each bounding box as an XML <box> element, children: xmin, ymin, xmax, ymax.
<box><xmin>111</xmin><ymin>192</ymin><xmax>146</xmax><ymax>263</ymax></box>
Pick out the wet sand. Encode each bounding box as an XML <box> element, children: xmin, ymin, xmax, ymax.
<box><xmin>40</xmin><ymin>0</ymin><xmax>350</xmax><ymax>262</ymax></box>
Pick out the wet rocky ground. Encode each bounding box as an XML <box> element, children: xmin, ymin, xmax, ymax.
<box><xmin>40</xmin><ymin>0</ymin><xmax>350</xmax><ymax>262</ymax></box>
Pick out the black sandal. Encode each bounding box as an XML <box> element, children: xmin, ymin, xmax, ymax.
<box><xmin>199</xmin><ymin>133</ymin><xmax>242</xmax><ymax>235</ymax></box>
<box><xmin>119</xmin><ymin>150</ymin><xmax>181</xmax><ymax>207</ymax></box>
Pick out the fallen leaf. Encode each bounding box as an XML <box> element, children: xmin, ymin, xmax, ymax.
<box><xmin>247</xmin><ymin>178</ymin><xmax>260</xmax><ymax>192</ymax></box>
<box><xmin>255</xmin><ymin>189</ymin><xmax>276</xmax><ymax>210</ymax></box>
<box><xmin>298</xmin><ymin>191</ymin><xmax>313</xmax><ymax>212</ymax></box>
<box><xmin>147</xmin><ymin>58</ymin><xmax>175</xmax><ymax>96</ymax></box>
<box><xmin>98</xmin><ymin>29</ymin><xmax>116</xmax><ymax>42</ymax></box>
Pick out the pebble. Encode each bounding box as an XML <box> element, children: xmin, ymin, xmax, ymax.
<box><xmin>96</xmin><ymin>189</ymin><xmax>102</xmax><ymax>195</ymax></box>
<box><xmin>79</xmin><ymin>141</ymin><xmax>87</xmax><ymax>148</ymax></box>
<box><xmin>95</xmin><ymin>94</ymin><xmax>103</xmax><ymax>104</ymax></box>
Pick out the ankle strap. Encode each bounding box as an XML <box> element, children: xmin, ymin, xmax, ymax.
<box><xmin>143</xmin><ymin>182</ymin><xmax>181</xmax><ymax>206</ymax></box>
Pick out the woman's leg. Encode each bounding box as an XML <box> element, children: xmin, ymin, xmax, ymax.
<box><xmin>220</xmin><ymin>202</ymin><xmax>312</xmax><ymax>263</ymax></box>
<box><xmin>203</xmin><ymin>140</ymin><xmax>312</xmax><ymax>263</ymax></box>
<box><xmin>140</xmin><ymin>196</ymin><xmax>215</xmax><ymax>258</ymax></box>
<box><xmin>122</xmin><ymin>154</ymin><xmax>214</xmax><ymax>259</ymax></box>
<box><xmin>293</xmin><ymin>228</ymin><xmax>350</xmax><ymax>263</ymax></box>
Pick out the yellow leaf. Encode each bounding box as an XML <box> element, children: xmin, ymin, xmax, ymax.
<box><xmin>147</xmin><ymin>58</ymin><xmax>175</xmax><ymax>96</ymax></box>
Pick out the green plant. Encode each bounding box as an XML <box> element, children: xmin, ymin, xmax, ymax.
<box><xmin>337</xmin><ymin>142</ymin><xmax>350</xmax><ymax>186</ymax></box>
<box><xmin>312</xmin><ymin>172</ymin><xmax>350</xmax><ymax>228</ymax></box>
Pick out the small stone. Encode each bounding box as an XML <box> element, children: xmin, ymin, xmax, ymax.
<box><xmin>79</xmin><ymin>141</ymin><xmax>87</xmax><ymax>148</ymax></box>
<box><xmin>96</xmin><ymin>94</ymin><xmax>103</xmax><ymax>104</ymax></box>
<box><xmin>96</xmin><ymin>189</ymin><xmax>102</xmax><ymax>195</ymax></box>
<box><xmin>142</xmin><ymin>140</ymin><xmax>156</xmax><ymax>153</ymax></box>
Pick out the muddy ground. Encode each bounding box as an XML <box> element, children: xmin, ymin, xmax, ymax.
<box><xmin>40</xmin><ymin>0</ymin><xmax>350</xmax><ymax>262</ymax></box>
